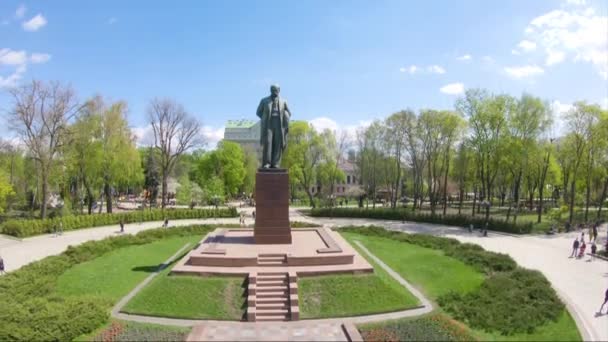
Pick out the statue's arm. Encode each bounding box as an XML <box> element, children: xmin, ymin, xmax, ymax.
<box><xmin>256</xmin><ymin>99</ymin><xmax>264</xmax><ymax>119</ymax></box>
<box><xmin>284</xmin><ymin>101</ymin><xmax>292</xmax><ymax>119</ymax></box>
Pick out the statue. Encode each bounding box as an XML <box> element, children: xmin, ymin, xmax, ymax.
<box><xmin>256</xmin><ymin>84</ymin><xmax>291</xmax><ymax>168</ymax></box>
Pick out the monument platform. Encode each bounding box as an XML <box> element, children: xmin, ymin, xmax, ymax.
<box><xmin>171</xmin><ymin>227</ymin><xmax>373</xmax><ymax>276</ymax></box>
<box><xmin>254</xmin><ymin>169</ymin><xmax>291</xmax><ymax>244</ymax></box>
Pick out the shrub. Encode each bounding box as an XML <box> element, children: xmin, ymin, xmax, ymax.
<box><xmin>311</xmin><ymin>208</ymin><xmax>533</xmax><ymax>234</ymax></box>
<box><xmin>93</xmin><ymin>321</ymin><xmax>189</xmax><ymax>342</ymax></box>
<box><xmin>438</xmin><ymin>269</ymin><xmax>564</xmax><ymax>335</ymax></box>
<box><xmin>340</xmin><ymin>225</ymin><xmax>516</xmax><ymax>275</ymax></box>
<box><xmin>0</xmin><ymin>225</ymin><xmax>213</xmax><ymax>341</ymax></box>
<box><xmin>360</xmin><ymin>313</ymin><xmax>477</xmax><ymax>341</ymax></box>
<box><xmin>0</xmin><ymin>207</ymin><xmax>237</xmax><ymax>237</ymax></box>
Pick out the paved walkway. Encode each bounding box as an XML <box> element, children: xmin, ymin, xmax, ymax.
<box><xmin>1</xmin><ymin>208</ymin><xmax>606</xmax><ymax>340</ymax></box>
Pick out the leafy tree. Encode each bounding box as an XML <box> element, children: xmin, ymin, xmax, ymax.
<box><xmin>196</xmin><ymin>141</ymin><xmax>245</xmax><ymax>197</ymax></box>
<box><xmin>0</xmin><ymin>170</ymin><xmax>15</xmax><ymax>213</ymax></box>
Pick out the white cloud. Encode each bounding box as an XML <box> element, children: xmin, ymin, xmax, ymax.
<box><xmin>602</xmin><ymin>97</ymin><xmax>608</xmax><ymax>110</ymax></box>
<box><xmin>22</xmin><ymin>13</ymin><xmax>47</xmax><ymax>31</ymax></box>
<box><xmin>15</xmin><ymin>5</ymin><xmax>26</xmax><ymax>19</ymax></box>
<box><xmin>30</xmin><ymin>53</ymin><xmax>51</xmax><ymax>64</ymax></box>
<box><xmin>565</xmin><ymin>0</ymin><xmax>586</xmax><ymax>5</ymax></box>
<box><xmin>517</xmin><ymin>39</ymin><xmax>537</xmax><ymax>52</ymax></box>
<box><xmin>400</xmin><ymin>64</ymin><xmax>445</xmax><ymax>75</ymax></box>
<box><xmin>440</xmin><ymin>82</ymin><xmax>465</xmax><ymax>95</ymax></box>
<box><xmin>482</xmin><ymin>56</ymin><xmax>494</xmax><ymax>63</ymax></box>
<box><xmin>310</xmin><ymin>117</ymin><xmax>339</xmax><ymax>132</ymax></box>
<box><xmin>107</xmin><ymin>17</ymin><xmax>117</xmax><ymax>25</ymax></box>
<box><xmin>457</xmin><ymin>54</ymin><xmax>472</xmax><ymax>61</ymax></box>
<box><xmin>522</xmin><ymin>6</ymin><xmax>607</xmax><ymax>79</ymax></box>
<box><xmin>0</xmin><ymin>49</ymin><xmax>28</xmax><ymax>65</ymax></box>
<box><xmin>551</xmin><ymin>100</ymin><xmax>574</xmax><ymax>136</ymax></box>
<box><xmin>427</xmin><ymin>65</ymin><xmax>446</xmax><ymax>74</ymax></box>
<box><xmin>0</xmin><ymin>64</ymin><xmax>26</xmax><ymax>88</ymax></box>
<box><xmin>545</xmin><ymin>50</ymin><xmax>566</xmax><ymax>66</ymax></box>
<box><xmin>200</xmin><ymin>125</ymin><xmax>225</xmax><ymax>148</ymax></box>
<box><xmin>309</xmin><ymin>116</ymin><xmax>371</xmax><ymax>142</ymax></box>
<box><xmin>504</xmin><ymin>65</ymin><xmax>544</xmax><ymax>79</ymax></box>
<box><xmin>511</xmin><ymin>49</ymin><xmax>521</xmax><ymax>55</ymax></box>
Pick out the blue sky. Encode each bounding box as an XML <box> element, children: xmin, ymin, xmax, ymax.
<box><xmin>1</xmin><ymin>0</ymin><xmax>607</xmax><ymax>145</ymax></box>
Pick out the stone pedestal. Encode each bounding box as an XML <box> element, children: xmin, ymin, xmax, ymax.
<box><xmin>254</xmin><ymin>169</ymin><xmax>291</xmax><ymax>244</ymax></box>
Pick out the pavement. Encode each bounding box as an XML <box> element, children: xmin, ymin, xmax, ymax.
<box><xmin>0</xmin><ymin>207</ymin><xmax>606</xmax><ymax>341</ymax></box>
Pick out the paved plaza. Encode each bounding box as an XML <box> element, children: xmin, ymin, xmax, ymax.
<box><xmin>0</xmin><ymin>208</ymin><xmax>606</xmax><ymax>341</ymax></box>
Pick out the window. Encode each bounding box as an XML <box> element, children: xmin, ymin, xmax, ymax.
<box><xmin>347</xmin><ymin>175</ymin><xmax>351</xmax><ymax>184</ymax></box>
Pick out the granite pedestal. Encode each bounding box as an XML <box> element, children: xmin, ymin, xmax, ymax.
<box><xmin>254</xmin><ymin>169</ymin><xmax>292</xmax><ymax>244</ymax></box>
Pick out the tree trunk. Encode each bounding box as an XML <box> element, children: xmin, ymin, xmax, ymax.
<box><xmin>306</xmin><ymin>188</ymin><xmax>316</xmax><ymax>209</ymax></box>
<box><xmin>584</xmin><ymin>174</ymin><xmax>591</xmax><ymax>223</ymax></box>
<box><xmin>471</xmin><ymin>185</ymin><xmax>477</xmax><ymax>217</ymax></box>
<box><xmin>512</xmin><ymin>169</ymin><xmax>522</xmax><ymax>224</ymax></box>
<box><xmin>597</xmin><ymin>177</ymin><xmax>608</xmax><ymax>220</ymax></box>
<box><xmin>161</xmin><ymin>174</ymin><xmax>168</xmax><ymax>209</ymax></box>
<box><xmin>537</xmin><ymin>150</ymin><xmax>551</xmax><ymax>223</ymax></box>
<box><xmin>442</xmin><ymin>155</ymin><xmax>450</xmax><ymax>216</ymax></box>
<box><xmin>104</xmin><ymin>182</ymin><xmax>112</xmax><ymax>213</ymax></box>
<box><xmin>40</xmin><ymin>172</ymin><xmax>48</xmax><ymax>219</ymax></box>
<box><xmin>568</xmin><ymin>177</ymin><xmax>576</xmax><ymax>224</ymax></box>
<box><xmin>458</xmin><ymin>186</ymin><xmax>464</xmax><ymax>215</ymax></box>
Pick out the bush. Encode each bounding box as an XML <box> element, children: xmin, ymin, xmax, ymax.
<box><xmin>340</xmin><ymin>225</ymin><xmax>516</xmax><ymax>275</ymax></box>
<box><xmin>0</xmin><ymin>225</ymin><xmax>214</xmax><ymax>341</ymax></box>
<box><xmin>93</xmin><ymin>321</ymin><xmax>189</xmax><ymax>342</ymax></box>
<box><xmin>311</xmin><ymin>208</ymin><xmax>533</xmax><ymax>234</ymax></box>
<box><xmin>360</xmin><ymin>313</ymin><xmax>477</xmax><ymax>341</ymax></box>
<box><xmin>438</xmin><ymin>269</ymin><xmax>564</xmax><ymax>335</ymax></box>
<box><xmin>0</xmin><ymin>207</ymin><xmax>237</xmax><ymax>237</ymax></box>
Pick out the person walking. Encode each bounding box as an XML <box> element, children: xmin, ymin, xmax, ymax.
<box><xmin>59</xmin><ymin>221</ymin><xmax>63</xmax><ymax>235</ymax></box>
<box><xmin>0</xmin><ymin>255</ymin><xmax>5</xmax><ymax>275</ymax></box>
<box><xmin>592</xmin><ymin>222</ymin><xmax>598</xmax><ymax>242</ymax></box>
<box><xmin>599</xmin><ymin>288</ymin><xmax>608</xmax><ymax>315</ymax></box>
<box><xmin>570</xmin><ymin>238</ymin><xmax>580</xmax><ymax>258</ymax></box>
<box><xmin>120</xmin><ymin>220</ymin><xmax>125</xmax><ymax>233</ymax></box>
<box><xmin>163</xmin><ymin>217</ymin><xmax>169</xmax><ymax>228</ymax></box>
<box><xmin>590</xmin><ymin>243</ymin><xmax>597</xmax><ymax>261</ymax></box>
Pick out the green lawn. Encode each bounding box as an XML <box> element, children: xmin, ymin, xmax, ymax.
<box><xmin>342</xmin><ymin>231</ymin><xmax>581</xmax><ymax>341</ymax></box>
<box><xmin>299</xmin><ymin>273</ymin><xmax>419</xmax><ymax>319</ymax></box>
<box><xmin>342</xmin><ymin>232</ymin><xmax>484</xmax><ymax>299</ymax></box>
<box><xmin>56</xmin><ymin>236</ymin><xmax>200</xmax><ymax>302</ymax></box>
<box><xmin>122</xmin><ymin>271</ymin><xmax>245</xmax><ymax>320</ymax></box>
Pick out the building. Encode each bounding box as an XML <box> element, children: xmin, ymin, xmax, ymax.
<box><xmin>309</xmin><ymin>159</ymin><xmax>361</xmax><ymax>197</ymax></box>
<box><xmin>223</xmin><ymin>119</ymin><xmax>262</xmax><ymax>160</ymax></box>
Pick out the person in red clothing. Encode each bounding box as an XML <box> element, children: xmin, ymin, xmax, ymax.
<box><xmin>599</xmin><ymin>288</ymin><xmax>608</xmax><ymax>315</ymax></box>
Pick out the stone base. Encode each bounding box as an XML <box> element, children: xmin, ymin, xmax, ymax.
<box><xmin>254</xmin><ymin>169</ymin><xmax>291</xmax><ymax>244</ymax></box>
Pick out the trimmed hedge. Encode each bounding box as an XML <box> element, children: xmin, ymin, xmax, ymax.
<box><xmin>311</xmin><ymin>207</ymin><xmax>533</xmax><ymax>234</ymax></box>
<box><xmin>0</xmin><ymin>207</ymin><xmax>237</xmax><ymax>237</ymax></box>
<box><xmin>438</xmin><ymin>269</ymin><xmax>564</xmax><ymax>335</ymax></box>
<box><xmin>341</xmin><ymin>226</ymin><xmax>565</xmax><ymax>335</ymax></box>
<box><xmin>360</xmin><ymin>313</ymin><xmax>477</xmax><ymax>341</ymax></box>
<box><xmin>0</xmin><ymin>225</ymin><xmax>214</xmax><ymax>341</ymax></box>
<box><xmin>341</xmin><ymin>225</ymin><xmax>516</xmax><ymax>275</ymax></box>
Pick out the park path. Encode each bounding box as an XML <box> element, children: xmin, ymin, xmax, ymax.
<box><xmin>0</xmin><ymin>208</ymin><xmax>605</xmax><ymax>340</ymax></box>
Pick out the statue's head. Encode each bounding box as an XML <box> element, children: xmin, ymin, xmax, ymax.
<box><xmin>270</xmin><ymin>84</ymin><xmax>280</xmax><ymax>97</ymax></box>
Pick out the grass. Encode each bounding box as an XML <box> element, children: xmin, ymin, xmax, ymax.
<box><xmin>78</xmin><ymin>320</ymin><xmax>191</xmax><ymax>342</ymax></box>
<box><xmin>122</xmin><ymin>269</ymin><xmax>245</xmax><ymax>320</ymax></box>
<box><xmin>342</xmin><ymin>232</ymin><xmax>484</xmax><ymax>299</ymax></box>
<box><xmin>56</xmin><ymin>235</ymin><xmax>201</xmax><ymax>302</ymax></box>
<box><xmin>342</xmin><ymin>231</ymin><xmax>581</xmax><ymax>341</ymax></box>
<box><xmin>299</xmin><ymin>273</ymin><xmax>419</xmax><ymax>319</ymax></box>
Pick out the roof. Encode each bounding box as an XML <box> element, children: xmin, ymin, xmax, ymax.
<box><xmin>226</xmin><ymin>119</ymin><xmax>258</xmax><ymax>129</ymax></box>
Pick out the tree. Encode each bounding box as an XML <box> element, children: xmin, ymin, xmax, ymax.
<box><xmin>0</xmin><ymin>170</ymin><xmax>15</xmax><ymax>213</ymax></box>
<box><xmin>148</xmin><ymin>98</ymin><xmax>201</xmax><ymax>208</ymax></box>
<box><xmin>196</xmin><ymin>141</ymin><xmax>246</xmax><ymax>197</ymax></box>
<box><xmin>8</xmin><ymin>80</ymin><xmax>81</xmax><ymax>218</ymax></box>
<box><xmin>144</xmin><ymin>149</ymin><xmax>160</xmax><ymax>208</ymax></box>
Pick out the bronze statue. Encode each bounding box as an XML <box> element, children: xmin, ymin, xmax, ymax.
<box><xmin>256</xmin><ymin>84</ymin><xmax>291</xmax><ymax>168</ymax></box>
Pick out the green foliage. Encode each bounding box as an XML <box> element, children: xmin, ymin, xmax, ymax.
<box><xmin>0</xmin><ymin>224</ymin><xmax>214</xmax><ymax>341</ymax></box>
<box><xmin>0</xmin><ymin>207</ymin><xmax>237</xmax><ymax>237</ymax></box>
<box><xmin>0</xmin><ymin>170</ymin><xmax>15</xmax><ymax>213</ymax></box>
<box><xmin>438</xmin><ymin>269</ymin><xmax>564</xmax><ymax>335</ymax></box>
<box><xmin>360</xmin><ymin>313</ymin><xmax>478</xmax><ymax>342</ymax></box>
<box><xmin>312</xmin><ymin>207</ymin><xmax>533</xmax><ymax>234</ymax></box>
<box><xmin>196</xmin><ymin>141</ymin><xmax>245</xmax><ymax>197</ymax></box>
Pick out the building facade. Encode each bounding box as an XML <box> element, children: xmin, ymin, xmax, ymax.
<box><xmin>223</xmin><ymin>119</ymin><xmax>262</xmax><ymax>160</ymax></box>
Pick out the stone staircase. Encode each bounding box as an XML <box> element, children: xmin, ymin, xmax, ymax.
<box><xmin>257</xmin><ymin>253</ymin><xmax>287</xmax><ymax>266</ymax></box>
<box><xmin>247</xmin><ymin>271</ymin><xmax>299</xmax><ymax>322</ymax></box>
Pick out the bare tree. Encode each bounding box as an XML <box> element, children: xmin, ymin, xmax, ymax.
<box><xmin>7</xmin><ymin>80</ymin><xmax>81</xmax><ymax>218</ymax></box>
<box><xmin>147</xmin><ymin>98</ymin><xmax>201</xmax><ymax>208</ymax></box>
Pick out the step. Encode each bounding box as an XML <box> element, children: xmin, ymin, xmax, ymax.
<box><xmin>258</xmin><ymin>256</ymin><xmax>285</xmax><ymax>262</ymax></box>
<box><xmin>256</xmin><ymin>302</ymin><xmax>289</xmax><ymax>310</ymax></box>
<box><xmin>257</xmin><ymin>280</ymin><xmax>287</xmax><ymax>287</ymax></box>
<box><xmin>258</xmin><ymin>272</ymin><xmax>287</xmax><ymax>276</ymax></box>
<box><xmin>256</xmin><ymin>297</ymin><xmax>289</xmax><ymax>305</ymax></box>
<box><xmin>256</xmin><ymin>291</ymin><xmax>289</xmax><ymax>298</ymax></box>
<box><xmin>256</xmin><ymin>308</ymin><xmax>289</xmax><ymax>316</ymax></box>
<box><xmin>255</xmin><ymin>315</ymin><xmax>289</xmax><ymax>322</ymax></box>
<box><xmin>258</xmin><ymin>254</ymin><xmax>286</xmax><ymax>257</ymax></box>
<box><xmin>257</xmin><ymin>285</ymin><xmax>288</xmax><ymax>292</ymax></box>
<box><xmin>257</xmin><ymin>260</ymin><xmax>286</xmax><ymax>266</ymax></box>
<box><xmin>257</xmin><ymin>275</ymin><xmax>287</xmax><ymax>282</ymax></box>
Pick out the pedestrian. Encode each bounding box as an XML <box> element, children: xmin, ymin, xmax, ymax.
<box><xmin>0</xmin><ymin>255</ymin><xmax>5</xmax><ymax>275</ymax></box>
<box><xmin>581</xmin><ymin>231</ymin><xmax>585</xmax><ymax>243</ymax></box>
<box><xmin>120</xmin><ymin>219</ymin><xmax>125</xmax><ymax>233</ymax></box>
<box><xmin>240</xmin><ymin>212</ymin><xmax>245</xmax><ymax>227</ymax></box>
<box><xmin>588</xmin><ymin>224</ymin><xmax>593</xmax><ymax>242</ymax></box>
<box><xmin>570</xmin><ymin>238</ymin><xmax>580</xmax><ymax>258</ymax></box>
<box><xmin>578</xmin><ymin>241</ymin><xmax>586</xmax><ymax>259</ymax></box>
<box><xmin>591</xmin><ymin>243</ymin><xmax>597</xmax><ymax>261</ymax></box>
<box><xmin>252</xmin><ymin>210</ymin><xmax>256</xmax><ymax>220</ymax></box>
<box><xmin>59</xmin><ymin>221</ymin><xmax>63</xmax><ymax>235</ymax></box>
<box><xmin>164</xmin><ymin>217</ymin><xmax>169</xmax><ymax>228</ymax></box>
<box><xmin>592</xmin><ymin>223</ymin><xmax>598</xmax><ymax>242</ymax></box>
<box><xmin>599</xmin><ymin>288</ymin><xmax>608</xmax><ymax>315</ymax></box>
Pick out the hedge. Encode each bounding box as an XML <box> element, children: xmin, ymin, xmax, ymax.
<box><xmin>360</xmin><ymin>313</ymin><xmax>477</xmax><ymax>341</ymax></box>
<box><xmin>341</xmin><ymin>226</ymin><xmax>565</xmax><ymax>335</ymax></box>
<box><xmin>0</xmin><ymin>224</ymin><xmax>214</xmax><ymax>341</ymax></box>
<box><xmin>0</xmin><ymin>207</ymin><xmax>237</xmax><ymax>238</ymax></box>
<box><xmin>311</xmin><ymin>207</ymin><xmax>533</xmax><ymax>234</ymax></box>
